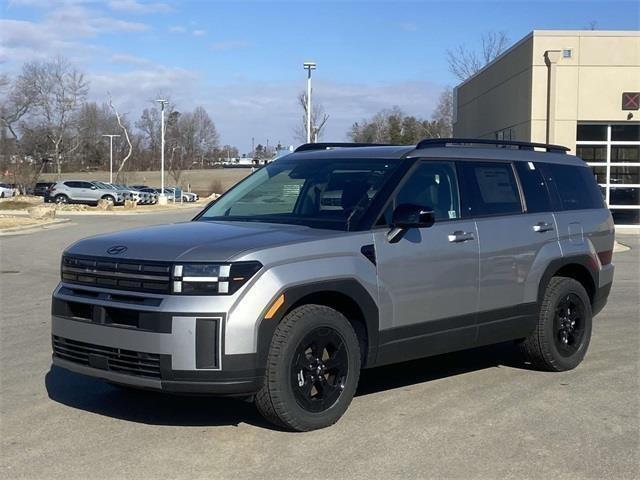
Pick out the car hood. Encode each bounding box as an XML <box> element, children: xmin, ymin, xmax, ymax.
<box><xmin>65</xmin><ymin>220</ymin><xmax>343</xmax><ymax>262</ymax></box>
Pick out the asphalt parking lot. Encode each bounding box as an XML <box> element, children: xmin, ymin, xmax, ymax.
<box><xmin>0</xmin><ymin>212</ymin><xmax>638</xmax><ymax>479</ymax></box>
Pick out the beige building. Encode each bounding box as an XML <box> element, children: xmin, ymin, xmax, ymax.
<box><xmin>453</xmin><ymin>30</ymin><xmax>640</xmax><ymax>227</ymax></box>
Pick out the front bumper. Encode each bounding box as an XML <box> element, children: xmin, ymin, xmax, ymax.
<box><xmin>52</xmin><ymin>355</ymin><xmax>263</xmax><ymax>395</ymax></box>
<box><xmin>51</xmin><ymin>287</ymin><xmax>265</xmax><ymax>395</ymax></box>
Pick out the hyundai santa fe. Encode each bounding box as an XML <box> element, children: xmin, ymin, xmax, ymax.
<box><xmin>51</xmin><ymin>138</ymin><xmax>615</xmax><ymax>431</ymax></box>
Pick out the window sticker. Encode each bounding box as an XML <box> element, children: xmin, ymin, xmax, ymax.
<box><xmin>448</xmin><ymin>210</ymin><xmax>457</xmax><ymax>219</ymax></box>
<box><xmin>528</xmin><ymin>162</ymin><xmax>535</xmax><ymax>170</ymax></box>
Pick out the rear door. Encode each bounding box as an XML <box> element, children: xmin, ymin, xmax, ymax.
<box><xmin>457</xmin><ymin>160</ymin><xmax>559</xmax><ymax>344</ymax></box>
<box><xmin>373</xmin><ymin>160</ymin><xmax>480</xmax><ymax>364</ymax></box>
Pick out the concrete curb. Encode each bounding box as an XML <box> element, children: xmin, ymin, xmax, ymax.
<box><xmin>614</xmin><ymin>241</ymin><xmax>631</xmax><ymax>253</ymax></box>
<box><xmin>0</xmin><ymin>218</ymin><xmax>71</xmax><ymax>236</ymax></box>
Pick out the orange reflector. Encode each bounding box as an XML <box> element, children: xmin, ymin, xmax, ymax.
<box><xmin>265</xmin><ymin>294</ymin><xmax>285</xmax><ymax>319</ymax></box>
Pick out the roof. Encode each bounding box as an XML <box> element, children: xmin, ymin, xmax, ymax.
<box><xmin>283</xmin><ymin>143</ymin><xmax>586</xmax><ymax>166</ymax></box>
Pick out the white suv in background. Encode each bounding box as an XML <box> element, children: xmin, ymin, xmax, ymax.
<box><xmin>48</xmin><ymin>181</ymin><xmax>124</xmax><ymax>205</ymax></box>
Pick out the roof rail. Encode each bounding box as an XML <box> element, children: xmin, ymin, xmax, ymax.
<box><xmin>294</xmin><ymin>142</ymin><xmax>398</xmax><ymax>153</ymax></box>
<box><xmin>415</xmin><ymin>138</ymin><xmax>569</xmax><ymax>154</ymax></box>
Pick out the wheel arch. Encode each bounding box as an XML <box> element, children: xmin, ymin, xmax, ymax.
<box><xmin>538</xmin><ymin>255</ymin><xmax>598</xmax><ymax>307</ymax></box>
<box><xmin>257</xmin><ymin>279</ymin><xmax>379</xmax><ymax>368</ymax></box>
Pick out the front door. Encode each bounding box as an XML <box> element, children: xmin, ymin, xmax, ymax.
<box><xmin>373</xmin><ymin>161</ymin><xmax>480</xmax><ymax>365</ymax></box>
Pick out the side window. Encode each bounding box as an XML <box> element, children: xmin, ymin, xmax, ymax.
<box><xmin>64</xmin><ymin>181</ymin><xmax>79</xmax><ymax>188</ymax></box>
<box><xmin>80</xmin><ymin>182</ymin><xmax>94</xmax><ymax>189</ymax></box>
<box><xmin>382</xmin><ymin>161</ymin><xmax>460</xmax><ymax>224</ymax></box>
<box><xmin>539</xmin><ymin>163</ymin><xmax>605</xmax><ymax>211</ymax></box>
<box><xmin>514</xmin><ymin>162</ymin><xmax>552</xmax><ymax>213</ymax></box>
<box><xmin>458</xmin><ymin>162</ymin><xmax>522</xmax><ymax>217</ymax></box>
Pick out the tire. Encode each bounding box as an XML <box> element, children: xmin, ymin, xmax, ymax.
<box><xmin>54</xmin><ymin>194</ymin><xmax>68</xmax><ymax>204</ymax></box>
<box><xmin>101</xmin><ymin>195</ymin><xmax>115</xmax><ymax>205</ymax></box>
<box><xmin>0</xmin><ymin>192</ymin><xmax>4</xmax><ymax>198</ymax></box>
<box><xmin>520</xmin><ymin>277</ymin><xmax>592</xmax><ymax>371</ymax></box>
<box><xmin>255</xmin><ymin>304</ymin><xmax>361</xmax><ymax>431</ymax></box>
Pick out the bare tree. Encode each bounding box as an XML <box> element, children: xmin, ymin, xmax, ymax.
<box><xmin>0</xmin><ymin>67</ymin><xmax>38</xmax><ymax>146</ymax></box>
<box><xmin>23</xmin><ymin>56</ymin><xmax>89</xmax><ymax>178</ymax></box>
<box><xmin>1</xmin><ymin>68</ymin><xmax>44</xmax><ymax>188</ymax></box>
<box><xmin>108</xmin><ymin>94</ymin><xmax>133</xmax><ymax>182</ymax></box>
<box><xmin>432</xmin><ymin>87</ymin><xmax>453</xmax><ymax>137</ymax></box>
<box><xmin>446</xmin><ymin>32</ymin><xmax>510</xmax><ymax>81</ymax></box>
<box><xmin>295</xmin><ymin>91</ymin><xmax>329</xmax><ymax>143</ymax></box>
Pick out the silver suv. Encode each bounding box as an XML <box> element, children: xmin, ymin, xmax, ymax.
<box><xmin>51</xmin><ymin>139</ymin><xmax>615</xmax><ymax>431</ymax></box>
<box><xmin>48</xmin><ymin>180</ymin><xmax>124</xmax><ymax>205</ymax></box>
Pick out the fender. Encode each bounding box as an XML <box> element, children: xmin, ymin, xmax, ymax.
<box><xmin>256</xmin><ymin>279</ymin><xmax>380</xmax><ymax>368</ymax></box>
<box><xmin>538</xmin><ymin>254</ymin><xmax>599</xmax><ymax>306</ymax></box>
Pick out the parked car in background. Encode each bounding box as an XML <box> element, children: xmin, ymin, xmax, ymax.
<box><xmin>90</xmin><ymin>182</ymin><xmax>128</xmax><ymax>205</ymax></box>
<box><xmin>0</xmin><ymin>183</ymin><xmax>16</xmax><ymax>198</ymax></box>
<box><xmin>135</xmin><ymin>186</ymin><xmax>192</xmax><ymax>202</ymax></box>
<box><xmin>166</xmin><ymin>187</ymin><xmax>198</xmax><ymax>202</ymax></box>
<box><xmin>47</xmin><ymin>181</ymin><xmax>124</xmax><ymax>205</ymax></box>
<box><xmin>106</xmin><ymin>183</ymin><xmax>144</xmax><ymax>204</ymax></box>
<box><xmin>33</xmin><ymin>182</ymin><xmax>56</xmax><ymax>197</ymax></box>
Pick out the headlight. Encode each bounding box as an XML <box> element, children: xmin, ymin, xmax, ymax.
<box><xmin>172</xmin><ymin>261</ymin><xmax>262</xmax><ymax>295</ymax></box>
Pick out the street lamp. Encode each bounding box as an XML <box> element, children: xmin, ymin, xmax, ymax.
<box><xmin>303</xmin><ymin>61</ymin><xmax>316</xmax><ymax>143</ymax></box>
<box><xmin>156</xmin><ymin>98</ymin><xmax>169</xmax><ymax>205</ymax></box>
<box><xmin>101</xmin><ymin>134</ymin><xmax>120</xmax><ymax>183</ymax></box>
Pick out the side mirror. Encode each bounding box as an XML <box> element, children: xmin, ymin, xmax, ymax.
<box><xmin>388</xmin><ymin>204</ymin><xmax>435</xmax><ymax>243</ymax></box>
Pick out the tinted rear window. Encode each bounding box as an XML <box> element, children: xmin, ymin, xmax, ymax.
<box><xmin>458</xmin><ymin>162</ymin><xmax>522</xmax><ymax>217</ymax></box>
<box><xmin>540</xmin><ymin>163</ymin><xmax>605</xmax><ymax>211</ymax></box>
<box><xmin>514</xmin><ymin>162</ymin><xmax>553</xmax><ymax>213</ymax></box>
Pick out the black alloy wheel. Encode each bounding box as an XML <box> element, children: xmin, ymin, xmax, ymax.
<box><xmin>291</xmin><ymin>327</ymin><xmax>349</xmax><ymax>413</ymax></box>
<box><xmin>554</xmin><ymin>293</ymin><xmax>586</xmax><ymax>357</ymax></box>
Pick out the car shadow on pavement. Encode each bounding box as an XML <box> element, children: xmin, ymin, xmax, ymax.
<box><xmin>45</xmin><ymin>366</ymin><xmax>277</xmax><ymax>430</ymax></box>
<box><xmin>45</xmin><ymin>342</ymin><xmax>528</xmax><ymax>429</ymax></box>
<box><xmin>356</xmin><ymin>341</ymin><xmax>529</xmax><ymax>396</ymax></box>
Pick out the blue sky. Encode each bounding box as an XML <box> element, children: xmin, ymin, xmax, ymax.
<box><xmin>1</xmin><ymin>0</ymin><xmax>639</xmax><ymax>151</ymax></box>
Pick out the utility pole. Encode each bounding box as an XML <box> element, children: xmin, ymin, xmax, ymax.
<box><xmin>156</xmin><ymin>99</ymin><xmax>169</xmax><ymax>205</ymax></box>
<box><xmin>303</xmin><ymin>62</ymin><xmax>316</xmax><ymax>143</ymax></box>
<box><xmin>102</xmin><ymin>134</ymin><xmax>120</xmax><ymax>183</ymax></box>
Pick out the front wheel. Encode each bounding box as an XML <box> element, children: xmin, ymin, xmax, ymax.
<box><xmin>255</xmin><ymin>305</ymin><xmax>361</xmax><ymax>431</ymax></box>
<box><xmin>520</xmin><ymin>277</ymin><xmax>592</xmax><ymax>371</ymax></box>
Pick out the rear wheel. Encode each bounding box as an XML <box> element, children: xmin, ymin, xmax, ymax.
<box><xmin>520</xmin><ymin>277</ymin><xmax>592</xmax><ymax>371</ymax></box>
<box><xmin>255</xmin><ymin>304</ymin><xmax>361</xmax><ymax>431</ymax></box>
<box><xmin>54</xmin><ymin>194</ymin><xmax>68</xmax><ymax>204</ymax></box>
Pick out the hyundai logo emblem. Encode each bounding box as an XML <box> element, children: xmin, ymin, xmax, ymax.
<box><xmin>106</xmin><ymin>245</ymin><xmax>128</xmax><ymax>255</ymax></box>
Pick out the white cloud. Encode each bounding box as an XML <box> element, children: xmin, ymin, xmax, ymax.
<box><xmin>168</xmin><ymin>25</ymin><xmax>186</xmax><ymax>33</ymax></box>
<box><xmin>192</xmin><ymin>29</ymin><xmax>206</xmax><ymax>37</ymax></box>
<box><xmin>108</xmin><ymin>0</ymin><xmax>171</xmax><ymax>13</ymax></box>
<box><xmin>109</xmin><ymin>53</ymin><xmax>154</xmax><ymax>67</ymax></box>
<box><xmin>399</xmin><ymin>22</ymin><xmax>418</xmax><ymax>32</ymax></box>
<box><xmin>210</xmin><ymin>41</ymin><xmax>250</xmax><ymax>51</ymax></box>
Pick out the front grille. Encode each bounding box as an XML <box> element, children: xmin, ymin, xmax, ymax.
<box><xmin>62</xmin><ymin>255</ymin><xmax>171</xmax><ymax>294</ymax></box>
<box><xmin>53</xmin><ymin>336</ymin><xmax>161</xmax><ymax>378</ymax></box>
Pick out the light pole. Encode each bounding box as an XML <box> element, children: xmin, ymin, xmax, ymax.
<box><xmin>156</xmin><ymin>99</ymin><xmax>169</xmax><ymax>204</ymax></box>
<box><xmin>303</xmin><ymin>62</ymin><xmax>316</xmax><ymax>143</ymax></box>
<box><xmin>102</xmin><ymin>134</ymin><xmax>120</xmax><ymax>183</ymax></box>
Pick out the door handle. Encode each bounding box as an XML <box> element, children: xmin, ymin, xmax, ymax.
<box><xmin>448</xmin><ymin>231</ymin><xmax>475</xmax><ymax>243</ymax></box>
<box><xmin>532</xmin><ymin>222</ymin><xmax>554</xmax><ymax>233</ymax></box>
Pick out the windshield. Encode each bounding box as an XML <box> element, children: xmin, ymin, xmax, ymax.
<box><xmin>198</xmin><ymin>157</ymin><xmax>400</xmax><ymax>230</ymax></box>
